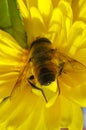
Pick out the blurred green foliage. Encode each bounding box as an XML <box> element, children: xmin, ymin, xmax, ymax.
<box><xmin>0</xmin><ymin>0</ymin><xmax>27</xmax><ymax>48</ymax></box>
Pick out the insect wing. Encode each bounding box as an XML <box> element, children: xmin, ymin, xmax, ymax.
<box><xmin>56</xmin><ymin>51</ymin><xmax>86</xmax><ymax>87</ymax></box>
<box><xmin>0</xmin><ymin>0</ymin><xmax>28</xmax><ymax>103</ymax></box>
<box><xmin>0</xmin><ymin>30</ymin><xmax>28</xmax><ymax>103</ymax></box>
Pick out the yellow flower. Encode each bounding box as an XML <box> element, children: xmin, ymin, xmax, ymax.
<box><xmin>0</xmin><ymin>0</ymin><xmax>86</xmax><ymax>130</ymax></box>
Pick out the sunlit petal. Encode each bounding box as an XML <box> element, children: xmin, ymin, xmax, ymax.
<box><xmin>66</xmin><ymin>21</ymin><xmax>86</xmax><ymax>56</ymax></box>
<box><xmin>0</xmin><ymin>30</ymin><xmax>28</xmax><ymax>98</ymax></box>
<box><xmin>72</xmin><ymin>0</ymin><xmax>86</xmax><ymax>21</ymax></box>
<box><xmin>48</xmin><ymin>8</ymin><xmax>63</xmax><ymax>45</ymax></box>
<box><xmin>28</xmin><ymin>7</ymin><xmax>46</xmax><ymax>44</ymax></box>
<box><xmin>58</xmin><ymin>0</ymin><xmax>73</xmax><ymax>36</ymax></box>
<box><xmin>23</xmin><ymin>0</ymin><xmax>38</xmax><ymax>8</ymax></box>
<box><xmin>51</xmin><ymin>0</ymin><xmax>59</xmax><ymax>7</ymax></box>
<box><xmin>60</xmin><ymin>79</ymin><xmax>86</xmax><ymax>107</ymax></box>
<box><xmin>59</xmin><ymin>95</ymin><xmax>73</xmax><ymax>128</ymax></box>
<box><xmin>17</xmin><ymin>0</ymin><xmax>31</xmax><ymax>44</ymax></box>
<box><xmin>17</xmin><ymin>0</ymin><xmax>29</xmax><ymax>19</ymax></box>
<box><xmin>38</xmin><ymin>0</ymin><xmax>53</xmax><ymax>22</ymax></box>
<box><xmin>69</xmin><ymin>103</ymin><xmax>83</xmax><ymax>130</ymax></box>
<box><xmin>74</xmin><ymin>48</ymin><xmax>86</xmax><ymax>66</ymax></box>
<box><xmin>79</xmin><ymin>0</ymin><xmax>86</xmax><ymax>20</ymax></box>
<box><xmin>48</xmin><ymin>0</ymin><xmax>73</xmax><ymax>50</ymax></box>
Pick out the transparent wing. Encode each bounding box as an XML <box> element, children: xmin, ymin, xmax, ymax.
<box><xmin>10</xmin><ymin>62</ymin><xmax>32</xmax><ymax>100</ymax></box>
<box><xmin>0</xmin><ymin>56</ymin><xmax>29</xmax><ymax>104</ymax></box>
<box><xmin>56</xmin><ymin>50</ymin><xmax>86</xmax><ymax>87</ymax></box>
<box><xmin>0</xmin><ymin>30</ymin><xmax>28</xmax><ymax>103</ymax></box>
<box><xmin>0</xmin><ymin>0</ymin><xmax>28</xmax><ymax>102</ymax></box>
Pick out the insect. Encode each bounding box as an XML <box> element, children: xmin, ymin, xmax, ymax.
<box><xmin>29</xmin><ymin>38</ymin><xmax>58</xmax><ymax>85</ymax></box>
<box><xmin>1</xmin><ymin>37</ymin><xmax>86</xmax><ymax>105</ymax></box>
<box><xmin>2</xmin><ymin>0</ymin><xmax>85</xmax><ymax>104</ymax></box>
<box><xmin>27</xmin><ymin>37</ymin><xmax>86</xmax><ymax>103</ymax></box>
<box><xmin>27</xmin><ymin>38</ymin><xmax>60</xmax><ymax>102</ymax></box>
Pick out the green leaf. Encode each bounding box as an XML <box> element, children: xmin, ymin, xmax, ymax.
<box><xmin>0</xmin><ymin>0</ymin><xmax>27</xmax><ymax>48</ymax></box>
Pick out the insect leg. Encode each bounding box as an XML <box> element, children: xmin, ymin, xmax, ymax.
<box><xmin>57</xmin><ymin>79</ymin><xmax>60</xmax><ymax>95</ymax></box>
<box><xmin>0</xmin><ymin>96</ymin><xmax>10</xmax><ymax>105</ymax></box>
<box><xmin>28</xmin><ymin>81</ymin><xmax>48</xmax><ymax>102</ymax></box>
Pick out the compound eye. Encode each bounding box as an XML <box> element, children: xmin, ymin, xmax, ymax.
<box><xmin>38</xmin><ymin>68</ymin><xmax>55</xmax><ymax>86</ymax></box>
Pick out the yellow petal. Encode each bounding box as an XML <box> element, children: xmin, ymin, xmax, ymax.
<box><xmin>74</xmin><ymin>48</ymin><xmax>86</xmax><ymax>66</ymax></box>
<box><xmin>67</xmin><ymin>21</ymin><xmax>86</xmax><ymax>56</ymax></box>
<box><xmin>23</xmin><ymin>0</ymin><xmax>38</xmax><ymax>8</ymax></box>
<box><xmin>0</xmin><ymin>73</ymin><xmax>19</xmax><ymax>98</ymax></box>
<box><xmin>17</xmin><ymin>0</ymin><xmax>29</xmax><ymax>19</ymax></box>
<box><xmin>0</xmin><ymin>81</ymin><xmax>61</xmax><ymax>130</ymax></box>
<box><xmin>17</xmin><ymin>0</ymin><xmax>31</xmax><ymax>44</ymax></box>
<box><xmin>64</xmin><ymin>0</ymin><xmax>72</xmax><ymax>4</ymax></box>
<box><xmin>44</xmin><ymin>96</ymin><xmax>61</xmax><ymax>130</ymax></box>
<box><xmin>68</xmin><ymin>103</ymin><xmax>83</xmax><ymax>130</ymax></box>
<box><xmin>0</xmin><ymin>97</ymin><xmax>11</xmax><ymax>123</ymax></box>
<box><xmin>0</xmin><ymin>84</ymin><xmax>45</xmax><ymax>129</ymax></box>
<box><xmin>79</xmin><ymin>0</ymin><xmax>86</xmax><ymax>20</ymax></box>
<box><xmin>59</xmin><ymin>95</ymin><xmax>83</xmax><ymax>129</ymax></box>
<box><xmin>0</xmin><ymin>30</ymin><xmax>28</xmax><ymax>98</ymax></box>
<box><xmin>60</xmin><ymin>78</ymin><xmax>86</xmax><ymax>107</ymax></box>
<box><xmin>49</xmin><ymin>0</ymin><xmax>73</xmax><ymax>49</ymax></box>
<box><xmin>27</xmin><ymin>7</ymin><xmax>46</xmax><ymax>44</ymax></box>
<box><xmin>48</xmin><ymin>8</ymin><xmax>67</xmax><ymax>51</ymax></box>
<box><xmin>48</xmin><ymin>8</ymin><xmax>63</xmax><ymax>44</ymax></box>
<box><xmin>59</xmin><ymin>95</ymin><xmax>73</xmax><ymax>128</ymax></box>
<box><xmin>51</xmin><ymin>0</ymin><xmax>59</xmax><ymax>7</ymax></box>
<box><xmin>58</xmin><ymin>0</ymin><xmax>73</xmax><ymax>36</ymax></box>
<box><xmin>0</xmin><ymin>30</ymin><xmax>27</xmax><ymax>67</ymax></box>
<box><xmin>32</xmin><ymin>79</ymin><xmax>59</xmax><ymax>107</ymax></box>
<box><xmin>38</xmin><ymin>0</ymin><xmax>53</xmax><ymax>22</ymax></box>
<box><xmin>72</xmin><ymin>0</ymin><xmax>86</xmax><ymax>21</ymax></box>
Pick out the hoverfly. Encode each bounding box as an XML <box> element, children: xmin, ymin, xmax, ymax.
<box><xmin>28</xmin><ymin>38</ymin><xmax>60</xmax><ymax>103</ymax></box>
<box><xmin>26</xmin><ymin>37</ymin><xmax>86</xmax><ymax>103</ymax></box>
<box><xmin>1</xmin><ymin>37</ymin><xmax>86</xmax><ymax>106</ymax></box>
<box><xmin>1</xmin><ymin>0</ymin><xmax>85</xmax><ymax>105</ymax></box>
